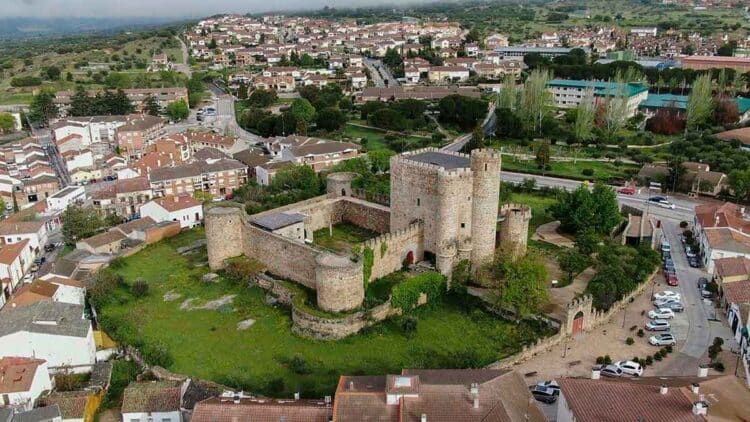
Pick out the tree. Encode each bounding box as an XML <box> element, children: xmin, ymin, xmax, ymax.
<box><xmin>28</xmin><ymin>91</ymin><xmax>58</xmax><ymax>124</ymax></box>
<box><xmin>248</xmin><ymin>89</ymin><xmax>278</xmax><ymax>108</ymax></box>
<box><xmin>551</xmin><ymin>183</ymin><xmax>621</xmax><ymax>235</ymax></box>
<box><xmin>237</xmin><ymin>82</ymin><xmax>248</xmax><ymax>100</ymax></box>
<box><xmin>573</xmin><ymin>88</ymin><xmax>596</xmax><ymax>142</ymax></box>
<box><xmin>166</xmin><ymin>99</ymin><xmax>189</xmax><ymax>121</ymax></box>
<box><xmin>315</xmin><ymin>107</ymin><xmax>347</xmax><ymax>131</ymax></box>
<box><xmin>481</xmin><ymin>254</ymin><xmax>549</xmax><ymax>317</ymax></box>
<box><xmin>111</xmin><ymin>89</ymin><xmax>135</xmax><ymax>115</ymax></box>
<box><xmin>666</xmin><ymin>155</ymin><xmax>687</xmax><ymax>192</ymax></box>
<box><xmin>464</xmin><ymin>126</ymin><xmax>485</xmax><ymax>152</ymax></box>
<box><xmin>105</xmin><ymin>72</ymin><xmax>132</xmax><ymax>89</ymax></box>
<box><xmin>518</xmin><ymin>68</ymin><xmax>552</xmax><ymax>135</ymax></box>
<box><xmin>729</xmin><ymin>169</ymin><xmax>750</xmax><ymax>202</ymax></box>
<box><xmin>712</xmin><ymin>95</ymin><xmax>739</xmax><ymax>126</ymax></box>
<box><xmin>535</xmin><ymin>140</ymin><xmax>550</xmax><ymax>169</ymax></box>
<box><xmin>270</xmin><ymin>165</ymin><xmax>321</xmax><ymax>195</ymax></box>
<box><xmin>44</xmin><ymin>66</ymin><xmax>61</xmax><ymax>80</ymax></box>
<box><xmin>143</xmin><ymin>95</ymin><xmax>161</xmax><ymax>116</ymax></box>
<box><xmin>61</xmin><ymin>206</ymin><xmax>104</xmax><ymax>246</ymax></box>
<box><xmin>438</xmin><ymin>94</ymin><xmax>488</xmax><ymax>131</ymax></box>
<box><xmin>686</xmin><ymin>73</ymin><xmax>714</xmax><ymax>131</ymax></box>
<box><xmin>186</xmin><ymin>74</ymin><xmax>205</xmax><ymax>108</ymax></box>
<box><xmin>289</xmin><ymin>98</ymin><xmax>316</xmax><ymax>123</ymax></box>
<box><xmin>558</xmin><ymin>250</ymin><xmax>591</xmax><ymax>281</ymax></box>
<box><xmin>645</xmin><ymin>107</ymin><xmax>685</xmax><ymax>135</ymax></box>
<box><xmin>0</xmin><ymin>113</ymin><xmax>15</xmax><ymax>134</ymax></box>
<box><xmin>383</xmin><ymin>47</ymin><xmax>403</xmax><ymax>69</ymax></box>
<box><xmin>598</xmin><ymin>73</ymin><xmax>630</xmax><ymax>139</ymax></box>
<box><xmin>369</xmin><ymin>108</ymin><xmax>408</xmax><ymax>132</ymax></box>
<box><xmin>497</xmin><ymin>73</ymin><xmax>517</xmax><ymax>110</ymax></box>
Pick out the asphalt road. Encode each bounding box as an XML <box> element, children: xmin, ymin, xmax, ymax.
<box><xmin>363</xmin><ymin>58</ymin><xmax>386</xmax><ymax>87</ymax></box>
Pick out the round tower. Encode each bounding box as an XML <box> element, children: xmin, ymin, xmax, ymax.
<box><xmin>326</xmin><ymin>172</ymin><xmax>358</xmax><ymax>198</ymax></box>
<box><xmin>470</xmin><ymin>149</ymin><xmax>502</xmax><ymax>267</ymax></box>
<box><xmin>205</xmin><ymin>205</ymin><xmax>245</xmax><ymax>270</ymax></box>
<box><xmin>498</xmin><ymin>204</ymin><xmax>532</xmax><ymax>261</ymax></box>
<box><xmin>315</xmin><ymin>253</ymin><xmax>364</xmax><ymax>312</ymax></box>
<box><xmin>434</xmin><ymin>169</ymin><xmax>464</xmax><ymax>277</ymax></box>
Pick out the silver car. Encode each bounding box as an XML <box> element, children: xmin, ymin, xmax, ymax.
<box><xmin>600</xmin><ymin>365</ymin><xmax>623</xmax><ymax>378</ymax></box>
<box><xmin>646</xmin><ymin>319</ymin><xmax>671</xmax><ymax>331</ymax></box>
<box><xmin>649</xmin><ymin>333</ymin><xmax>676</xmax><ymax>346</ymax></box>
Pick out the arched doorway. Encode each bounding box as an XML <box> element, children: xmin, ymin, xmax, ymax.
<box><xmin>572</xmin><ymin>311</ymin><xmax>585</xmax><ymax>335</ymax></box>
<box><xmin>406</xmin><ymin>251</ymin><xmax>414</xmax><ymax>265</ymax></box>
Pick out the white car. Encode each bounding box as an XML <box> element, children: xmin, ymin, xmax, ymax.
<box><xmin>654</xmin><ymin>297</ymin><xmax>681</xmax><ymax>308</ymax></box>
<box><xmin>649</xmin><ymin>196</ymin><xmax>676</xmax><ymax>209</ymax></box>
<box><xmin>653</xmin><ymin>291</ymin><xmax>681</xmax><ymax>301</ymax></box>
<box><xmin>648</xmin><ymin>308</ymin><xmax>675</xmax><ymax>320</ymax></box>
<box><xmin>646</xmin><ymin>319</ymin><xmax>671</xmax><ymax>331</ymax></box>
<box><xmin>649</xmin><ymin>333</ymin><xmax>676</xmax><ymax>346</ymax></box>
<box><xmin>614</xmin><ymin>360</ymin><xmax>643</xmax><ymax>377</ymax></box>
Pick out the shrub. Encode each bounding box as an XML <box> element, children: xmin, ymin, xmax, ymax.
<box><xmin>595</xmin><ymin>356</ymin><xmax>605</xmax><ymax>365</ymax></box>
<box><xmin>130</xmin><ymin>279</ymin><xmax>149</xmax><ymax>298</ymax></box>
<box><xmin>581</xmin><ymin>168</ymin><xmax>594</xmax><ymax>176</ymax></box>
<box><xmin>603</xmin><ymin>355</ymin><xmax>612</xmax><ymax>365</ymax></box>
<box><xmin>224</xmin><ymin>256</ymin><xmax>265</xmax><ymax>283</ymax></box>
<box><xmin>265</xmin><ymin>378</ymin><xmax>285</xmax><ymax>395</ymax></box>
<box><xmin>665</xmin><ymin>345</ymin><xmax>673</xmax><ymax>353</ymax></box>
<box><xmin>654</xmin><ymin>352</ymin><xmax>663</xmax><ymax>361</ymax></box>
<box><xmin>644</xmin><ymin>355</ymin><xmax>653</xmax><ymax>366</ymax></box>
<box><xmin>390</xmin><ymin>272</ymin><xmax>446</xmax><ymax>312</ymax></box>
<box><xmin>290</xmin><ymin>355</ymin><xmax>309</xmax><ymax>374</ymax></box>
<box><xmin>142</xmin><ymin>342</ymin><xmax>173</xmax><ymax>368</ymax></box>
<box><xmin>626</xmin><ymin>337</ymin><xmax>634</xmax><ymax>345</ymax></box>
<box><xmin>89</xmin><ymin>270</ymin><xmax>123</xmax><ymax>308</ymax></box>
<box><xmin>637</xmin><ymin>329</ymin><xmax>645</xmax><ymax>338</ymax></box>
<box><xmin>632</xmin><ymin>357</ymin><xmax>640</xmax><ymax>364</ymax></box>
<box><xmin>400</xmin><ymin>315</ymin><xmax>418</xmax><ymax>337</ymax></box>
<box><xmin>713</xmin><ymin>361</ymin><xmax>725</xmax><ymax>372</ymax></box>
<box><xmin>629</xmin><ymin>325</ymin><xmax>637</xmax><ymax>331</ymax></box>
<box><xmin>679</xmin><ymin>221</ymin><xmax>688</xmax><ymax>229</ymax></box>
<box><xmin>109</xmin><ymin>256</ymin><xmax>126</xmax><ymax>269</ymax></box>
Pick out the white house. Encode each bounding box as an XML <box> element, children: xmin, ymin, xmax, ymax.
<box><xmin>0</xmin><ymin>356</ymin><xmax>53</xmax><ymax>411</ymax></box>
<box><xmin>39</xmin><ymin>274</ymin><xmax>86</xmax><ymax>305</ymax></box>
<box><xmin>694</xmin><ymin>202</ymin><xmax>750</xmax><ymax>273</ymax></box>
<box><xmin>63</xmin><ymin>150</ymin><xmax>94</xmax><ymax>173</ymax></box>
<box><xmin>0</xmin><ymin>302</ymin><xmax>96</xmax><ymax>373</ymax></box>
<box><xmin>121</xmin><ymin>380</ymin><xmax>184</xmax><ymax>422</ymax></box>
<box><xmin>140</xmin><ymin>195</ymin><xmax>203</xmax><ymax>229</ymax></box>
<box><xmin>0</xmin><ymin>215</ymin><xmax>58</xmax><ymax>259</ymax></box>
<box><xmin>428</xmin><ymin>66</ymin><xmax>470</xmax><ymax>82</ymax></box>
<box><xmin>0</xmin><ymin>239</ymin><xmax>34</xmax><ymax>297</ymax></box>
<box><xmin>46</xmin><ymin>186</ymin><xmax>86</xmax><ymax>213</ymax></box>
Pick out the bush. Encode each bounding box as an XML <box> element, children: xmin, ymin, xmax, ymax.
<box><xmin>665</xmin><ymin>345</ymin><xmax>673</xmax><ymax>353</ymax></box>
<box><xmin>679</xmin><ymin>221</ymin><xmax>688</xmax><ymax>229</ymax></box>
<box><xmin>626</xmin><ymin>337</ymin><xmax>634</xmax><ymax>345</ymax></box>
<box><xmin>142</xmin><ymin>342</ymin><xmax>173</xmax><ymax>368</ymax></box>
<box><xmin>637</xmin><ymin>329</ymin><xmax>645</xmax><ymax>338</ymax></box>
<box><xmin>10</xmin><ymin>76</ymin><xmax>42</xmax><ymax>87</ymax></box>
<box><xmin>130</xmin><ymin>279</ymin><xmax>149</xmax><ymax>298</ymax></box>
<box><xmin>654</xmin><ymin>352</ymin><xmax>663</xmax><ymax>361</ymax></box>
<box><xmin>89</xmin><ymin>270</ymin><xmax>123</xmax><ymax>308</ymax></box>
<box><xmin>390</xmin><ymin>272</ymin><xmax>446</xmax><ymax>312</ymax></box>
<box><xmin>603</xmin><ymin>355</ymin><xmax>612</xmax><ymax>365</ymax></box>
<box><xmin>109</xmin><ymin>256</ymin><xmax>126</xmax><ymax>269</ymax></box>
<box><xmin>224</xmin><ymin>256</ymin><xmax>265</xmax><ymax>283</ymax></box>
<box><xmin>596</xmin><ymin>356</ymin><xmax>605</xmax><ymax>365</ymax></box>
<box><xmin>644</xmin><ymin>355</ymin><xmax>653</xmax><ymax>366</ymax></box>
<box><xmin>629</xmin><ymin>325</ymin><xmax>637</xmax><ymax>331</ymax></box>
<box><xmin>290</xmin><ymin>355</ymin><xmax>309</xmax><ymax>374</ymax></box>
<box><xmin>713</xmin><ymin>361</ymin><xmax>725</xmax><ymax>372</ymax></box>
<box><xmin>581</xmin><ymin>168</ymin><xmax>594</xmax><ymax>176</ymax></box>
<box><xmin>400</xmin><ymin>315</ymin><xmax>418</xmax><ymax>337</ymax></box>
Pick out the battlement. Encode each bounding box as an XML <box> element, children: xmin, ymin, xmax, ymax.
<box><xmin>566</xmin><ymin>295</ymin><xmax>594</xmax><ymax>310</ymax></box>
<box><xmin>499</xmin><ymin>203</ymin><xmax>532</xmax><ymax>221</ymax></box>
<box><xmin>362</xmin><ymin>222</ymin><xmax>423</xmax><ymax>250</ymax></box>
<box><xmin>470</xmin><ymin>148</ymin><xmax>502</xmax><ymax>160</ymax></box>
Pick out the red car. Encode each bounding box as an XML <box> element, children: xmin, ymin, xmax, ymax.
<box><xmin>667</xmin><ymin>274</ymin><xmax>679</xmax><ymax>286</ymax></box>
<box><xmin>617</xmin><ymin>186</ymin><xmax>636</xmax><ymax>195</ymax></box>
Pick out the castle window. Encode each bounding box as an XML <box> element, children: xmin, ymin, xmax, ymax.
<box><xmin>467</xmin><ymin>196</ymin><xmax>471</xmax><ymax>201</ymax></box>
<box><xmin>461</xmin><ymin>223</ymin><xmax>466</xmax><ymax>228</ymax></box>
<box><xmin>416</xmin><ymin>198</ymin><xmax>420</xmax><ymax>206</ymax></box>
<box><xmin>484</xmin><ymin>163</ymin><xmax>488</xmax><ymax>171</ymax></box>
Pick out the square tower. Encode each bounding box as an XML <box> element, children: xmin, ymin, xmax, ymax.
<box><xmin>390</xmin><ymin>148</ymin><xmax>501</xmax><ymax>275</ymax></box>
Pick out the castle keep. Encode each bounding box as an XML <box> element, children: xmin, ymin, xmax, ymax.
<box><xmin>205</xmin><ymin>148</ymin><xmax>529</xmax><ymax>314</ymax></box>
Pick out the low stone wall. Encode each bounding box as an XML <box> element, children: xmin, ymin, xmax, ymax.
<box><xmin>254</xmin><ymin>274</ymin><xmax>295</xmax><ymax>305</ymax></box>
<box><xmin>291</xmin><ymin>302</ymin><xmax>398</xmax><ymax>340</ymax></box>
<box><xmin>489</xmin><ymin>269</ymin><xmax>659</xmax><ymax>370</ymax></box>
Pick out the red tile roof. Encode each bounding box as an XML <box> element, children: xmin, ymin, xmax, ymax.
<box><xmin>152</xmin><ymin>195</ymin><xmax>201</xmax><ymax>212</ymax></box>
<box><xmin>695</xmin><ymin>202</ymin><xmax>750</xmax><ymax>232</ymax></box>
<box><xmin>6</xmin><ymin>280</ymin><xmax>59</xmax><ymax>308</ymax></box>
<box><xmin>0</xmin><ymin>356</ymin><xmax>46</xmax><ymax>394</ymax></box>
<box><xmin>0</xmin><ymin>239</ymin><xmax>29</xmax><ymax>265</ymax></box>
<box><xmin>714</xmin><ymin>256</ymin><xmax>750</xmax><ymax>278</ymax></box>
<box><xmin>558</xmin><ymin>378</ymin><xmax>701</xmax><ymax>422</ymax></box>
<box><xmin>191</xmin><ymin>396</ymin><xmax>333</xmax><ymax>422</ymax></box>
<box><xmin>723</xmin><ymin>280</ymin><xmax>750</xmax><ymax>304</ymax></box>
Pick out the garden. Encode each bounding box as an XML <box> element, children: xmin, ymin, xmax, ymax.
<box><xmin>95</xmin><ymin>229</ymin><xmax>552</xmax><ymax>397</ymax></box>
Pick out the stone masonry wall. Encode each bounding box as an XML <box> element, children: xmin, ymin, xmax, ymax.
<box><xmin>338</xmin><ymin>198</ymin><xmax>390</xmax><ymax>234</ymax></box>
<box><xmin>362</xmin><ymin>223</ymin><xmax>424</xmax><ymax>282</ymax></box>
<box><xmin>205</xmin><ymin>205</ymin><xmax>246</xmax><ymax>270</ymax></box>
<box><xmin>291</xmin><ymin>303</ymin><xmax>398</xmax><ymax>340</ymax></box>
<box><xmin>498</xmin><ymin>204</ymin><xmax>531</xmax><ymax>261</ymax></box>
<box><xmin>245</xmin><ymin>224</ymin><xmax>320</xmax><ymax>289</ymax></box>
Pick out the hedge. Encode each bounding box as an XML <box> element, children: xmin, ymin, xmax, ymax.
<box><xmin>391</xmin><ymin>271</ymin><xmax>446</xmax><ymax>312</ymax></box>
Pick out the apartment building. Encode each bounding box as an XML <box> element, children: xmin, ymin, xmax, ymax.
<box><xmin>149</xmin><ymin>158</ymin><xmax>247</xmax><ymax>199</ymax></box>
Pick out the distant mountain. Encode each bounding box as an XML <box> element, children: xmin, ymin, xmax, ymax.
<box><xmin>0</xmin><ymin>17</ymin><xmax>184</xmax><ymax>39</ymax></box>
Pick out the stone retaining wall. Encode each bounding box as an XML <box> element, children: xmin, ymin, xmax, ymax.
<box><xmin>362</xmin><ymin>223</ymin><xmax>424</xmax><ymax>282</ymax></box>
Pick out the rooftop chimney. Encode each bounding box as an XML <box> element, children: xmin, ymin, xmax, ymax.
<box><xmin>324</xmin><ymin>396</ymin><xmax>331</xmax><ymax>406</ymax></box>
<box><xmin>470</xmin><ymin>383</ymin><xmax>478</xmax><ymax>396</ymax></box>
<box><xmin>294</xmin><ymin>392</ymin><xmax>300</xmax><ymax>401</ymax></box>
<box><xmin>591</xmin><ymin>367</ymin><xmax>601</xmax><ymax>380</ymax></box>
<box><xmin>473</xmin><ymin>397</ymin><xmax>479</xmax><ymax>409</ymax></box>
<box><xmin>421</xmin><ymin>414</ymin><xmax>427</xmax><ymax>422</ymax></box>
<box><xmin>692</xmin><ymin>401</ymin><xmax>708</xmax><ymax>416</ymax></box>
<box><xmin>233</xmin><ymin>394</ymin><xmax>240</xmax><ymax>404</ymax></box>
<box><xmin>698</xmin><ymin>365</ymin><xmax>709</xmax><ymax>378</ymax></box>
<box><xmin>659</xmin><ymin>385</ymin><xmax>668</xmax><ymax>395</ymax></box>
<box><xmin>349</xmin><ymin>381</ymin><xmax>354</xmax><ymax>390</ymax></box>
<box><xmin>691</xmin><ymin>383</ymin><xmax>700</xmax><ymax>394</ymax></box>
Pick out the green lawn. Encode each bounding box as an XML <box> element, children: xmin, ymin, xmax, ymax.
<box><xmin>99</xmin><ymin>229</ymin><xmax>547</xmax><ymax>397</ymax></box>
<box><xmin>313</xmin><ymin>222</ymin><xmax>379</xmax><ymax>253</ymax></box>
<box><xmin>343</xmin><ymin>124</ymin><xmax>430</xmax><ymax>152</ymax></box>
<box><xmin>502</xmin><ymin>192</ymin><xmax>558</xmax><ymax>235</ymax></box>
<box><xmin>501</xmin><ymin>157</ymin><xmax>639</xmax><ymax>182</ymax></box>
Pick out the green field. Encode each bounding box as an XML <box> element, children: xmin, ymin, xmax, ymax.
<box><xmin>344</xmin><ymin>124</ymin><xmax>432</xmax><ymax>152</ymax></box>
<box><xmin>98</xmin><ymin>229</ymin><xmax>548</xmax><ymax>397</ymax></box>
<box><xmin>501</xmin><ymin>157</ymin><xmax>639</xmax><ymax>182</ymax></box>
<box><xmin>313</xmin><ymin>222</ymin><xmax>379</xmax><ymax>253</ymax></box>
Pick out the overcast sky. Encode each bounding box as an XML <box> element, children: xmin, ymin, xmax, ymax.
<box><xmin>3</xmin><ymin>0</ymin><xmax>438</xmax><ymax>19</ymax></box>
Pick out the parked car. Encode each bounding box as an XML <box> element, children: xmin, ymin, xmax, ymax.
<box><xmin>662</xmin><ymin>251</ymin><xmax>672</xmax><ymax>261</ymax></box>
<box><xmin>21</xmin><ymin>273</ymin><xmax>34</xmax><ymax>283</ymax></box>
<box><xmin>697</xmin><ymin>277</ymin><xmax>708</xmax><ymax>291</ymax></box>
<box><xmin>648</xmin><ymin>308</ymin><xmax>675</xmax><ymax>320</ymax></box>
<box><xmin>666</xmin><ymin>274</ymin><xmax>679</xmax><ymax>286</ymax></box>
<box><xmin>44</xmin><ymin>244</ymin><xmax>55</xmax><ymax>252</ymax></box>
<box><xmin>688</xmin><ymin>257</ymin><xmax>701</xmax><ymax>268</ymax></box>
<box><xmin>649</xmin><ymin>333</ymin><xmax>677</xmax><ymax>346</ymax></box>
<box><xmin>529</xmin><ymin>385</ymin><xmax>558</xmax><ymax>404</ymax></box>
<box><xmin>649</xmin><ymin>196</ymin><xmax>676</xmax><ymax>209</ymax></box>
<box><xmin>653</xmin><ymin>291</ymin><xmax>680</xmax><ymax>301</ymax></box>
<box><xmin>664</xmin><ymin>302</ymin><xmax>685</xmax><ymax>312</ymax></box>
<box><xmin>618</xmin><ymin>186</ymin><xmax>636</xmax><ymax>195</ymax></box>
<box><xmin>536</xmin><ymin>381</ymin><xmax>560</xmax><ymax>395</ymax></box>
<box><xmin>654</xmin><ymin>297</ymin><xmax>681</xmax><ymax>308</ymax></box>
<box><xmin>646</xmin><ymin>319</ymin><xmax>671</xmax><ymax>331</ymax></box>
<box><xmin>660</xmin><ymin>241</ymin><xmax>671</xmax><ymax>253</ymax></box>
<box><xmin>599</xmin><ymin>365</ymin><xmax>623</xmax><ymax>378</ymax></box>
<box><xmin>614</xmin><ymin>360</ymin><xmax>644</xmax><ymax>377</ymax></box>
<box><xmin>685</xmin><ymin>247</ymin><xmax>697</xmax><ymax>258</ymax></box>
<box><xmin>700</xmin><ymin>290</ymin><xmax>714</xmax><ymax>299</ymax></box>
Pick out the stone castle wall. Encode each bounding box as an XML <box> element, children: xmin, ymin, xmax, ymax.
<box><xmin>315</xmin><ymin>253</ymin><xmax>364</xmax><ymax>312</ymax></box>
<box><xmin>362</xmin><ymin>223</ymin><xmax>424</xmax><ymax>282</ymax></box>
<box><xmin>338</xmin><ymin>199</ymin><xmax>390</xmax><ymax>234</ymax></box>
<box><xmin>470</xmin><ymin>149</ymin><xmax>502</xmax><ymax>266</ymax></box>
<box><xmin>291</xmin><ymin>302</ymin><xmax>398</xmax><ymax>340</ymax></box>
<box><xmin>498</xmin><ymin>203</ymin><xmax>531</xmax><ymax>261</ymax></box>
<box><xmin>245</xmin><ymin>223</ymin><xmax>320</xmax><ymax>289</ymax></box>
<box><xmin>205</xmin><ymin>205</ymin><xmax>247</xmax><ymax>269</ymax></box>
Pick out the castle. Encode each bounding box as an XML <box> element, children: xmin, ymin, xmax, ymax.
<box><xmin>205</xmin><ymin>148</ymin><xmax>530</xmax><ymax>313</ymax></box>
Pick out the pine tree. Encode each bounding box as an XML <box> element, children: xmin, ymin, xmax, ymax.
<box><xmin>686</xmin><ymin>73</ymin><xmax>714</xmax><ymax>131</ymax></box>
<box><xmin>535</xmin><ymin>140</ymin><xmax>550</xmax><ymax>169</ymax></box>
<box><xmin>113</xmin><ymin>89</ymin><xmax>135</xmax><ymax>115</ymax></box>
<box><xmin>238</xmin><ymin>82</ymin><xmax>248</xmax><ymax>100</ymax></box>
<box><xmin>69</xmin><ymin>86</ymin><xmax>91</xmax><ymax>117</ymax></box>
<box><xmin>144</xmin><ymin>95</ymin><xmax>161</xmax><ymax>116</ymax></box>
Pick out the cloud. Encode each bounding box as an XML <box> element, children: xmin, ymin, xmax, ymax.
<box><xmin>1</xmin><ymin>0</ymin><xmax>442</xmax><ymax>18</ymax></box>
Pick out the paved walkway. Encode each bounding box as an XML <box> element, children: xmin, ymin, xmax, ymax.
<box><xmin>532</xmin><ymin>221</ymin><xmax>575</xmax><ymax>248</ymax></box>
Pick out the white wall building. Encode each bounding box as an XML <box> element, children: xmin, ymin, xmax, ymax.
<box><xmin>0</xmin><ymin>357</ymin><xmax>53</xmax><ymax>411</ymax></box>
<box><xmin>46</xmin><ymin>186</ymin><xmax>86</xmax><ymax>213</ymax></box>
<box><xmin>140</xmin><ymin>195</ymin><xmax>203</xmax><ymax>229</ymax></box>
